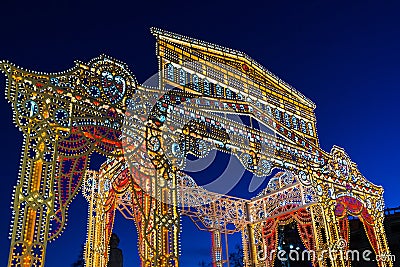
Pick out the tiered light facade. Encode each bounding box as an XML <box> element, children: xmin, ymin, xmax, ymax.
<box><xmin>0</xmin><ymin>28</ymin><xmax>392</xmax><ymax>267</ymax></box>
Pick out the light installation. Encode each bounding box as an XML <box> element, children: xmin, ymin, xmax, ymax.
<box><xmin>0</xmin><ymin>28</ymin><xmax>393</xmax><ymax>267</ymax></box>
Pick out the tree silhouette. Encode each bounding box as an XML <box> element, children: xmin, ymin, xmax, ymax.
<box><xmin>197</xmin><ymin>259</ymin><xmax>211</xmax><ymax>266</ymax></box>
<box><xmin>72</xmin><ymin>244</ymin><xmax>85</xmax><ymax>267</ymax></box>
<box><xmin>229</xmin><ymin>244</ymin><xmax>244</xmax><ymax>267</ymax></box>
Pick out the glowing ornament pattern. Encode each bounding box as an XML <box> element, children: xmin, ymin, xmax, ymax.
<box><xmin>0</xmin><ymin>28</ymin><xmax>393</xmax><ymax>267</ymax></box>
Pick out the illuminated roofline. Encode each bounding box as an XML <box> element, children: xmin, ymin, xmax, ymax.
<box><xmin>151</xmin><ymin>27</ymin><xmax>316</xmax><ymax>109</ymax></box>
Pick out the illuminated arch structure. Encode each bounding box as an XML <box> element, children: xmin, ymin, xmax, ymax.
<box><xmin>0</xmin><ymin>28</ymin><xmax>393</xmax><ymax>267</ymax></box>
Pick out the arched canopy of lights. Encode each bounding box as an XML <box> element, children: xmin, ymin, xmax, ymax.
<box><xmin>0</xmin><ymin>28</ymin><xmax>392</xmax><ymax>267</ymax></box>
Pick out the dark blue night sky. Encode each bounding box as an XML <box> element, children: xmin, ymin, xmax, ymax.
<box><xmin>0</xmin><ymin>1</ymin><xmax>399</xmax><ymax>266</ymax></box>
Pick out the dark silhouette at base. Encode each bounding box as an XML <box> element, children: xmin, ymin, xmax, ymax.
<box><xmin>107</xmin><ymin>233</ymin><xmax>123</xmax><ymax>267</ymax></box>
